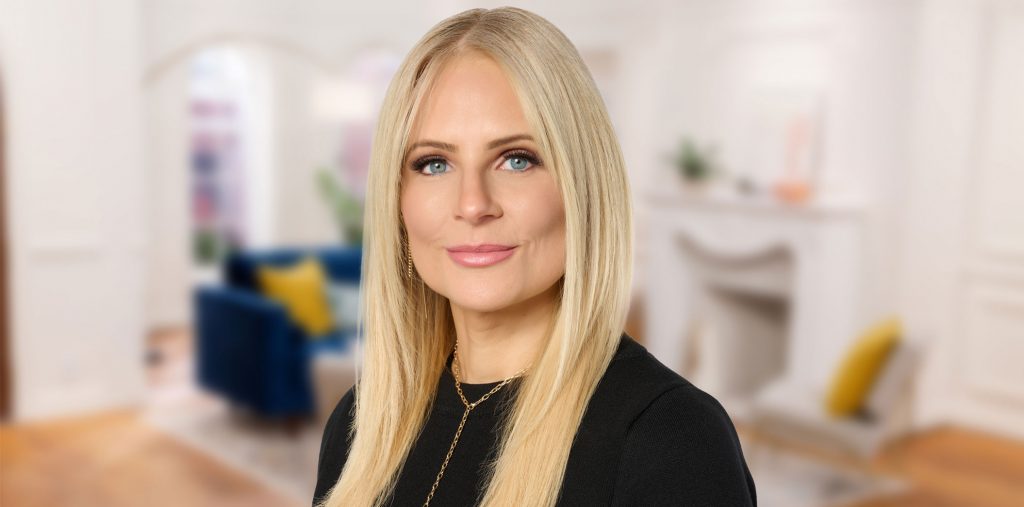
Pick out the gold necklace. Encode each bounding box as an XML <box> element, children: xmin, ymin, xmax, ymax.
<box><xmin>423</xmin><ymin>341</ymin><xmax>530</xmax><ymax>507</ymax></box>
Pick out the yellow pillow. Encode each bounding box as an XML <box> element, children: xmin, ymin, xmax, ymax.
<box><xmin>824</xmin><ymin>317</ymin><xmax>902</xmax><ymax>417</ymax></box>
<box><xmin>257</xmin><ymin>256</ymin><xmax>335</xmax><ymax>337</ymax></box>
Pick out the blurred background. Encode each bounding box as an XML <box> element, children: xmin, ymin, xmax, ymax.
<box><xmin>1</xmin><ymin>0</ymin><xmax>1023</xmax><ymax>506</ymax></box>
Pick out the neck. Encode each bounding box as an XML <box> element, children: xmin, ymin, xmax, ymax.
<box><xmin>449</xmin><ymin>284</ymin><xmax>558</xmax><ymax>384</ymax></box>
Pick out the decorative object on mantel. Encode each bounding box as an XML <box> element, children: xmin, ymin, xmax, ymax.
<box><xmin>773</xmin><ymin>178</ymin><xmax>812</xmax><ymax>204</ymax></box>
<box><xmin>671</xmin><ymin>137</ymin><xmax>720</xmax><ymax>192</ymax></box>
<box><xmin>773</xmin><ymin>112</ymin><xmax>817</xmax><ymax>204</ymax></box>
<box><xmin>316</xmin><ymin>166</ymin><xmax>364</xmax><ymax>245</ymax></box>
<box><xmin>737</xmin><ymin>88</ymin><xmax>823</xmax><ymax>206</ymax></box>
<box><xmin>734</xmin><ymin>175</ymin><xmax>760</xmax><ymax>197</ymax></box>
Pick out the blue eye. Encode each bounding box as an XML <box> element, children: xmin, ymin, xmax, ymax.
<box><xmin>501</xmin><ymin>150</ymin><xmax>542</xmax><ymax>172</ymax></box>
<box><xmin>408</xmin><ymin>149</ymin><xmax>542</xmax><ymax>176</ymax></box>
<box><xmin>411</xmin><ymin>157</ymin><xmax>450</xmax><ymax>176</ymax></box>
<box><xmin>503</xmin><ymin>156</ymin><xmax>530</xmax><ymax>171</ymax></box>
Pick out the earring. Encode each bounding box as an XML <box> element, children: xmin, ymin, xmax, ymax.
<box><xmin>406</xmin><ymin>239</ymin><xmax>414</xmax><ymax>279</ymax></box>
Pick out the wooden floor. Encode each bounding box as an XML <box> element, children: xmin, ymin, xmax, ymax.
<box><xmin>2</xmin><ymin>307</ymin><xmax>1023</xmax><ymax>506</ymax></box>
<box><xmin>738</xmin><ymin>423</ymin><xmax>1024</xmax><ymax>507</ymax></box>
<box><xmin>0</xmin><ymin>408</ymin><xmax>300</xmax><ymax>507</ymax></box>
<box><xmin>3</xmin><ymin>408</ymin><xmax>1023</xmax><ymax>507</ymax></box>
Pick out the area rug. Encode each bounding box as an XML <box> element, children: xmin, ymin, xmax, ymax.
<box><xmin>741</xmin><ymin>437</ymin><xmax>909</xmax><ymax>507</ymax></box>
<box><xmin>142</xmin><ymin>384</ymin><xmax>906</xmax><ymax>507</ymax></box>
<box><xmin>142</xmin><ymin>385</ymin><xmax>323</xmax><ymax>507</ymax></box>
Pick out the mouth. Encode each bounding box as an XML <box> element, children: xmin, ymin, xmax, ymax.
<box><xmin>446</xmin><ymin>244</ymin><xmax>518</xmax><ymax>267</ymax></box>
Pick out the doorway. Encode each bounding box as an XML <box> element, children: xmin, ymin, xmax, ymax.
<box><xmin>1</xmin><ymin>70</ymin><xmax>11</xmax><ymax>421</ymax></box>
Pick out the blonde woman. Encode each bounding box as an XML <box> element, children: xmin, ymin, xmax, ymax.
<box><xmin>314</xmin><ymin>7</ymin><xmax>755</xmax><ymax>507</ymax></box>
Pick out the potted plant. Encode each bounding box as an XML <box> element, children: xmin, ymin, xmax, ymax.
<box><xmin>316</xmin><ymin>167</ymin><xmax>364</xmax><ymax>245</ymax></box>
<box><xmin>671</xmin><ymin>137</ymin><xmax>719</xmax><ymax>192</ymax></box>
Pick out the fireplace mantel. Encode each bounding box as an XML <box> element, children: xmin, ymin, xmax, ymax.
<box><xmin>643</xmin><ymin>192</ymin><xmax>866</xmax><ymax>416</ymax></box>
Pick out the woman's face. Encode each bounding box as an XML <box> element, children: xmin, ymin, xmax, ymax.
<box><xmin>400</xmin><ymin>51</ymin><xmax>566</xmax><ymax>314</ymax></box>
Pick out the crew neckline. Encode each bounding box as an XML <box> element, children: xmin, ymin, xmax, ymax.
<box><xmin>436</xmin><ymin>333</ymin><xmax>640</xmax><ymax>404</ymax></box>
<box><xmin>444</xmin><ymin>351</ymin><xmax>510</xmax><ymax>388</ymax></box>
<box><xmin>434</xmin><ymin>352</ymin><xmax>521</xmax><ymax>417</ymax></box>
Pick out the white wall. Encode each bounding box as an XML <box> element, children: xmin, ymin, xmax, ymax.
<box><xmin>902</xmin><ymin>0</ymin><xmax>1024</xmax><ymax>441</ymax></box>
<box><xmin>0</xmin><ymin>0</ymin><xmax>147</xmax><ymax>421</ymax></box>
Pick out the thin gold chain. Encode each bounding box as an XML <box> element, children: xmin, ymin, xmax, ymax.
<box><xmin>422</xmin><ymin>341</ymin><xmax>530</xmax><ymax>507</ymax></box>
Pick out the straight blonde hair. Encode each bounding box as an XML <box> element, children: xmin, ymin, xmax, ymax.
<box><xmin>316</xmin><ymin>7</ymin><xmax>633</xmax><ymax>506</ymax></box>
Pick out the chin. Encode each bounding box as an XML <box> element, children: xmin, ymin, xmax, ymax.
<box><xmin>446</xmin><ymin>288</ymin><xmax>520</xmax><ymax>313</ymax></box>
<box><xmin>428</xmin><ymin>267</ymin><xmax>561</xmax><ymax>313</ymax></box>
<box><xmin>449</xmin><ymin>299</ymin><xmax>515</xmax><ymax>314</ymax></box>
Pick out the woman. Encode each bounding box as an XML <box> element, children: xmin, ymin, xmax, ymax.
<box><xmin>314</xmin><ymin>7</ymin><xmax>755</xmax><ymax>507</ymax></box>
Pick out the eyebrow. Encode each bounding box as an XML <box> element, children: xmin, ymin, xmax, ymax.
<box><xmin>406</xmin><ymin>134</ymin><xmax>535</xmax><ymax>155</ymax></box>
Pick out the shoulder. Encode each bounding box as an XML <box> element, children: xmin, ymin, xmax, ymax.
<box><xmin>612</xmin><ymin>383</ymin><xmax>756</xmax><ymax>505</ymax></box>
<box><xmin>589</xmin><ymin>334</ymin><xmax>697</xmax><ymax>422</ymax></box>
<box><xmin>626</xmin><ymin>383</ymin><xmax>742</xmax><ymax>455</ymax></box>
<box><xmin>313</xmin><ymin>386</ymin><xmax>356</xmax><ymax>505</ymax></box>
<box><xmin>603</xmin><ymin>335</ymin><xmax>757</xmax><ymax>505</ymax></box>
<box><xmin>606</xmin><ymin>333</ymin><xmax>688</xmax><ymax>385</ymax></box>
<box><xmin>599</xmin><ymin>334</ymin><xmax>737</xmax><ymax>439</ymax></box>
<box><xmin>329</xmin><ymin>385</ymin><xmax>356</xmax><ymax>425</ymax></box>
<box><xmin>320</xmin><ymin>385</ymin><xmax>356</xmax><ymax>457</ymax></box>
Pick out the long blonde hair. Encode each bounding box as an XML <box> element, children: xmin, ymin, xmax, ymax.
<box><xmin>316</xmin><ymin>7</ymin><xmax>633</xmax><ymax>506</ymax></box>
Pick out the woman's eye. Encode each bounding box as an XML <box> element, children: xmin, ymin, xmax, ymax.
<box><xmin>413</xmin><ymin>158</ymin><xmax>449</xmax><ymax>176</ymax></box>
<box><xmin>500</xmin><ymin>151</ymin><xmax>542</xmax><ymax>172</ymax></box>
<box><xmin>410</xmin><ymin>150</ymin><xmax>541</xmax><ymax>176</ymax></box>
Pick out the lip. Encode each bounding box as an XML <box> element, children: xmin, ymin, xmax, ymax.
<box><xmin>446</xmin><ymin>244</ymin><xmax>518</xmax><ymax>267</ymax></box>
<box><xmin>446</xmin><ymin>244</ymin><xmax>517</xmax><ymax>253</ymax></box>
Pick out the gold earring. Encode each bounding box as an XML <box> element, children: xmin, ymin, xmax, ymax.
<box><xmin>406</xmin><ymin>240</ymin><xmax>413</xmax><ymax>279</ymax></box>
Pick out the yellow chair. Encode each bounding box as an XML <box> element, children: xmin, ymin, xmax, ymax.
<box><xmin>749</xmin><ymin>317</ymin><xmax>920</xmax><ymax>458</ymax></box>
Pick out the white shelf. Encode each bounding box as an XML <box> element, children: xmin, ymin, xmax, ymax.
<box><xmin>646</xmin><ymin>184</ymin><xmax>865</xmax><ymax>217</ymax></box>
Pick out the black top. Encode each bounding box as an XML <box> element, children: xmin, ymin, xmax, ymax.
<box><xmin>313</xmin><ymin>333</ymin><xmax>757</xmax><ymax>506</ymax></box>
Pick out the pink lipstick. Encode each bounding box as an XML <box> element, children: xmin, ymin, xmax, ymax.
<box><xmin>446</xmin><ymin>244</ymin><xmax>518</xmax><ymax>267</ymax></box>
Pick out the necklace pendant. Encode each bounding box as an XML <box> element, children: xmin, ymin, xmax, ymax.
<box><xmin>423</xmin><ymin>343</ymin><xmax>530</xmax><ymax>507</ymax></box>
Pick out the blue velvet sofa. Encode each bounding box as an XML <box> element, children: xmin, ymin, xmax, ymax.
<box><xmin>194</xmin><ymin>245</ymin><xmax>362</xmax><ymax>421</ymax></box>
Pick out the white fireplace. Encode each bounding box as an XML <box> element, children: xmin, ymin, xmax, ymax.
<box><xmin>643</xmin><ymin>193</ymin><xmax>866</xmax><ymax>418</ymax></box>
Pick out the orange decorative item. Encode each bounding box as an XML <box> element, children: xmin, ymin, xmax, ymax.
<box><xmin>775</xmin><ymin>113</ymin><xmax>815</xmax><ymax>204</ymax></box>
<box><xmin>775</xmin><ymin>178</ymin><xmax>812</xmax><ymax>204</ymax></box>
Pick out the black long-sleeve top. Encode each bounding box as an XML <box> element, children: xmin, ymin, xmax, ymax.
<box><xmin>313</xmin><ymin>333</ymin><xmax>756</xmax><ymax>506</ymax></box>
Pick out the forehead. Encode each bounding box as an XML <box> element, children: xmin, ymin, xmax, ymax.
<box><xmin>410</xmin><ymin>51</ymin><xmax>531</xmax><ymax>140</ymax></box>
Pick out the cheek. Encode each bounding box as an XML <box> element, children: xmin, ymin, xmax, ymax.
<box><xmin>522</xmin><ymin>185</ymin><xmax>566</xmax><ymax>262</ymax></box>
<box><xmin>400</xmin><ymin>184</ymin><xmax>443</xmax><ymax>240</ymax></box>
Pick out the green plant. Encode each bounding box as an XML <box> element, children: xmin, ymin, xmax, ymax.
<box><xmin>316</xmin><ymin>167</ymin><xmax>364</xmax><ymax>245</ymax></box>
<box><xmin>194</xmin><ymin>227</ymin><xmax>226</xmax><ymax>265</ymax></box>
<box><xmin>673</xmin><ymin>138</ymin><xmax>718</xmax><ymax>183</ymax></box>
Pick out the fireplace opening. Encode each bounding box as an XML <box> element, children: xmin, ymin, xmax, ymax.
<box><xmin>699</xmin><ymin>288</ymin><xmax>790</xmax><ymax>400</ymax></box>
<box><xmin>677</xmin><ymin>238</ymin><xmax>794</xmax><ymax>411</ymax></box>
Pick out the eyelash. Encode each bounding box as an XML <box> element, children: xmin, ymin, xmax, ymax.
<box><xmin>408</xmin><ymin>149</ymin><xmax>543</xmax><ymax>176</ymax></box>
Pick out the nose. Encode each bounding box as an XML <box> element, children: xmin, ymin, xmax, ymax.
<box><xmin>456</xmin><ymin>167</ymin><xmax>501</xmax><ymax>224</ymax></box>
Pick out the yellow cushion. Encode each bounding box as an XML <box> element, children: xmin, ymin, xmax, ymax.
<box><xmin>257</xmin><ymin>256</ymin><xmax>335</xmax><ymax>337</ymax></box>
<box><xmin>824</xmin><ymin>317</ymin><xmax>902</xmax><ymax>417</ymax></box>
